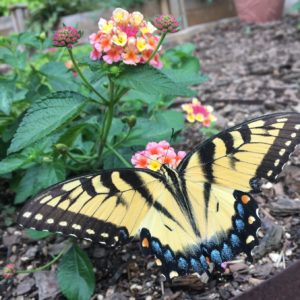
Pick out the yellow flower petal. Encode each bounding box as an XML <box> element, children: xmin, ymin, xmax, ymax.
<box><xmin>192</xmin><ymin>98</ymin><xmax>199</xmax><ymax>105</ymax></box>
<box><xmin>195</xmin><ymin>114</ymin><xmax>204</xmax><ymax>122</ymax></box>
<box><xmin>112</xmin><ymin>8</ymin><xmax>129</xmax><ymax>24</ymax></box>
<box><xmin>130</xmin><ymin>11</ymin><xmax>144</xmax><ymax>26</ymax></box>
<box><xmin>149</xmin><ymin>160</ymin><xmax>161</xmax><ymax>171</ymax></box>
<box><xmin>187</xmin><ymin>114</ymin><xmax>195</xmax><ymax>123</ymax></box>
<box><xmin>181</xmin><ymin>104</ymin><xmax>192</xmax><ymax>113</ymax></box>
<box><xmin>112</xmin><ymin>31</ymin><xmax>127</xmax><ymax>46</ymax></box>
<box><xmin>136</xmin><ymin>37</ymin><xmax>146</xmax><ymax>52</ymax></box>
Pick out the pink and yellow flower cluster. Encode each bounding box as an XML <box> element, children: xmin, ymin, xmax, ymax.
<box><xmin>89</xmin><ymin>8</ymin><xmax>163</xmax><ymax>68</ymax></box>
<box><xmin>181</xmin><ymin>98</ymin><xmax>216</xmax><ymax>127</ymax></box>
<box><xmin>131</xmin><ymin>140</ymin><xmax>186</xmax><ymax>171</ymax></box>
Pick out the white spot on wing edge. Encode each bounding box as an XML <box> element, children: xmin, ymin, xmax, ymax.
<box><xmin>34</xmin><ymin>214</ymin><xmax>43</xmax><ymax>220</ymax></box>
<box><xmin>23</xmin><ymin>212</ymin><xmax>32</xmax><ymax>218</ymax></box>
<box><xmin>86</xmin><ymin>229</ymin><xmax>95</xmax><ymax>235</ymax></box>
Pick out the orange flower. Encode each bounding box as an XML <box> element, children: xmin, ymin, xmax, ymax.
<box><xmin>122</xmin><ymin>47</ymin><xmax>140</xmax><ymax>65</ymax></box>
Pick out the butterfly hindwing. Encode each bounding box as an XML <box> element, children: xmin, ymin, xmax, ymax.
<box><xmin>140</xmin><ymin>183</ymin><xmax>261</xmax><ymax>279</ymax></box>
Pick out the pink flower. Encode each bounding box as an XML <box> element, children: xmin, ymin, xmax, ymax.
<box><xmin>90</xmin><ymin>48</ymin><xmax>102</xmax><ymax>60</ymax></box>
<box><xmin>149</xmin><ymin>53</ymin><xmax>163</xmax><ymax>69</ymax></box>
<box><xmin>103</xmin><ymin>47</ymin><xmax>122</xmax><ymax>64</ymax></box>
<box><xmin>53</xmin><ymin>26</ymin><xmax>82</xmax><ymax>48</ymax></box>
<box><xmin>182</xmin><ymin>98</ymin><xmax>216</xmax><ymax>126</ymax></box>
<box><xmin>2</xmin><ymin>264</ymin><xmax>16</xmax><ymax>280</ymax></box>
<box><xmin>122</xmin><ymin>47</ymin><xmax>140</xmax><ymax>65</ymax></box>
<box><xmin>131</xmin><ymin>151</ymin><xmax>148</xmax><ymax>168</ymax></box>
<box><xmin>153</xmin><ymin>14</ymin><xmax>180</xmax><ymax>33</ymax></box>
<box><xmin>89</xmin><ymin>8</ymin><xmax>164</xmax><ymax>68</ymax></box>
<box><xmin>131</xmin><ymin>141</ymin><xmax>186</xmax><ymax>171</ymax></box>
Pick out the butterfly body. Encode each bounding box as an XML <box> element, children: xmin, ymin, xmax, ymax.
<box><xmin>17</xmin><ymin>113</ymin><xmax>300</xmax><ymax>280</ymax></box>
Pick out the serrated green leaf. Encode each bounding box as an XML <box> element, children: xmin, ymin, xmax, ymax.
<box><xmin>8</xmin><ymin>91</ymin><xmax>86</xmax><ymax>154</ymax></box>
<box><xmin>115</xmin><ymin>65</ymin><xmax>194</xmax><ymax>96</ymax></box>
<box><xmin>25</xmin><ymin>229</ymin><xmax>53</xmax><ymax>240</ymax></box>
<box><xmin>58</xmin><ymin>244</ymin><xmax>95</xmax><ymax>300</ymax></box>
<box><xmin>0</xmin><ymin>154</ymin><xmax>27</xmax><ymax>175</ymax></box>
<box><xmin>14</xmin><ymin>161</ymin><xmax>66</xmax><ymax>204</ymax></box>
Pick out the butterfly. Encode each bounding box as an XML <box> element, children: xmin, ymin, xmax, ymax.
<box><xmin>17</xmin><ymin>112</ymin><xmax>300</xmax><ymax>280</ymax></box>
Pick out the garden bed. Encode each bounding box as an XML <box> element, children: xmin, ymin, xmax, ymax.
<box><xmin>1</xmin><ymin>15</ymin><xmax>300</xmax><ymax>300</ymax></box>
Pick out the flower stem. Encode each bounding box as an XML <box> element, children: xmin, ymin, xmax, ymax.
<box><xmin>16</xmin><ymin>243</ymin><xmax>71</xmax><ymax>274</ymax></box>
<box><xmin>105</xmin><ymin>144</ymin><xmax>131</xmax><ymax>168</ymax></box>
<box><xmin>67</xmin><ymin>48</ymin><xmax>108</xmax><ymax>104</ymax></box>
<box><xmin>97</xmin><ymin>77</ymin><xmax>115</xmax><ymax>162</ymax></box>
<box><xmin>146</xmin><ymin>32</ymin><xmax>167</xmax><ymax>64</ymax></box>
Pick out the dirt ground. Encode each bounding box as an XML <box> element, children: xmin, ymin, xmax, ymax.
<box><xmin>1</xmin><ymin>15</ymin><xmax>300</xmax><ymax>300</ymax></box>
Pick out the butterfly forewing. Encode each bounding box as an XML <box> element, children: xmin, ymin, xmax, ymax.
<box><xmin>17</xmin><ymin>169</ymin><xmax>163</xmax><ymax>246</ymax></box>
<box><xmin>179</xmin><ymin>112</ymin><xmax>300</xmax><ymax>192</ymax></box>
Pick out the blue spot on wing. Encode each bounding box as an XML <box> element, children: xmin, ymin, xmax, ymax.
<box><xmin>151</xmin><ymin>240</ymin><xmax>162</xmax><ymax>255</ymax></box>
<box><xmin>164</xmin><ymin>249</ymin><xmax>174</xmax><ymax>262</ymax></box>
<box><xmin>200</xmin><ymin>255</ymin><xmax>208</xmax><ymax>270</ymax></box>
<box><xmin>178</xmin><ymin>257</ymin><xmax>188</xmax><ymax>270</ymax></box>
<box><xmin>231</xmin><ymin>234</ymin><xmax>240</xmax><ymax>247</ymax></box>
<box><xmin>237</xmin><ymin>203</ymin><xmax>244</xmax><ymax>217</ymax></box>
<box><xmin>211</xmin><ymin>249</ymin><xmax>222</xmax><ymax>264</ymax></box>
<box><xmin>235</xmin><ymin>219</ymin><xmax>245</xmax><ymax>232</ymax></box>
<box><xmin>222</xmin><ymin>244</ymin><xmax>233</xmax><ymax>260</ymax></box>
<box><xmin>190</xmin><ymin>258</ymin><xmax>202</xmax><ymax>273</ymax></box>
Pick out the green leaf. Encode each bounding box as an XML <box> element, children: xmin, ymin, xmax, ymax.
<box><xmin>14</xmin><ymin>161</ymin><xmax>66</xmax><ymax>204</ymax></box>
<box><xmin>115</xmin><ymin>65</ymin><xmax>194</xmax><ymax>97</ymax></box>
<box><xmin>124</xmin><ymin>110</ymin><xmax>184</xmax><ymax>147</ymax></box>
<box><xmin>58</xmin><ymin>244</ymin><xmax>95</xmax><ymax>300</ymax></box>
<box><xmin>162</xmin><ymin>68</ymin><xmax>208</xmax><ymax>86</ymax></box>
<box><xmin>8</xmin><ymin>91</ymin><xmax>86</xmax><ymax>154</ymax></box>
<box><xmin>40</xmin><ymin>62</ymin><xmax>78</xmax><ymax>91</ymax></box>
<box><xmin>0</xmin><ymin>79</ymin><xmax>15</xmax><ymax>115</ymax></box>
<box><xmin>0</xmin><ymin>154</ymin><xmax>27</xmax><ymax>175</ymax></box>
<box><xmin>25</xmin><ymin>229</ymin><xmax>53</xmax><ymax>240</ymax></box>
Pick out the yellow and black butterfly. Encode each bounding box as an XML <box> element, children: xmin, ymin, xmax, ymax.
<box><xmin>17</xmin><ymin>112</ymin><xmax>300</xmax><ymax>280</ymax></box>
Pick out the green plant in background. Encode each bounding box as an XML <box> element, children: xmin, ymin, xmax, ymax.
<box><xmin>0</xmin><ymin>0</ymin><xmax>146</xmax><ymax>31</ymax></box>
<box><xmin>0</xmin><ymin>8</ymin><xmax>208</xmax><ymax>299</ymax></box>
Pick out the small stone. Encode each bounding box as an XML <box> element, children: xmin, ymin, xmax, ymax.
<box><xmin>269</xmin><ymin>252</ymin><xmax>280</xmax><ymax>263</ymax></box>
<box><xmin>130</xmin><ymin>284</ymin><xmax>142</xmax><ymax>292</ymax></box>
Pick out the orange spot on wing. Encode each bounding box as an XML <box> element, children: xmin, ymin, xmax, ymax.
<box><xmin>142</xmin><ymin>238</ymin><xmax>149</xmax><ymax>248</ymax></box>
<box><xmin>241</xmin><ymin>195</ymin><xmax>250</xmax><ymax>204</ymax></box>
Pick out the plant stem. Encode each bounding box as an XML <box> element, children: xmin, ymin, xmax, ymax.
<box><xmin>146</xmin><ymin>32</ymin><xmax>167</xmax><ymax>64</ymax></box>
<box><xmin>17</xmin><ymin>243</ymin><xmax>71</xmax><ymax>274</ymax></box>
<box><xmin>105</xmin><ymin>144</ymin><xmax>131</xmax><ymax>168</ymax></box>
<box><xmin>97</xmin><ymin>77</ymin><xmax>115</xmax><ymax>161</ymax></box>
<box><xmin>67</xmin><ymin>48</ymin><xmax>108</xmax><ymax>104</ymax></box>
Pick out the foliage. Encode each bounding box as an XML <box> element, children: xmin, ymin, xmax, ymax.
<box><xmin>293</xmin><ymin>1</ymin><xmax>300</xmax><ymax>10</ymax></box>
<box><xmin>0</xmin><ymin>32</ymin><xmax>205</xmax><ymax>205</ymax></box>
<box><xmin>0</xmin><ymin>9</ymin><xmax>208</xmax><ymax>298</ymax></box>
<box><xmin>58</xmin><ymin>244</ymin><xmax>95</xmax><ymax>300</ymax></box>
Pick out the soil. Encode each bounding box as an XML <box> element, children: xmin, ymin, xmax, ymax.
<box><xmin>1</xmin><ymin>15</ymin><xmax>300</xmax><ymax>300</ymax></box>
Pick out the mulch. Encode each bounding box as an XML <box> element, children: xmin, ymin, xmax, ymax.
<box><xmin>0</xmin><ymin>15</ymin><xmax>300</xmax><ymax>300</ymax></box>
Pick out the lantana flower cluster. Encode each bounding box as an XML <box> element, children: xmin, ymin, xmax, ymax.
<box><xmin>89</xmin><ymin>8</ymin><xmax>163</xmax><ymax>68</ymax></box>
<box><xmin>53</xmin><ymin>26</ymin><xmax>82</xmax><ymax>48</ymax></box>
<box><xmin>152</xmin><ymin>14</ymin><xmax>180</xmax><ymax>33</ymax></box>
<box><xmin>182</xmin><ymin>98</ymin><xmax>216</xmax><ymax>127</ymax></box>
<box><xmin>131</xmin><ymin>141</ymin><xmax>186</xmax><ymax>171</ymax></box>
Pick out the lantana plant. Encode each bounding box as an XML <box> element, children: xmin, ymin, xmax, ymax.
<box><xmin>182</xmin><ymin>97</ymin><xmax>218</xmax><ymax>137</ymax></box>
<box><xmin>0</xmin><ymin>7</ymin><xmax>207</xmax><ymax>300</ymax></box>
